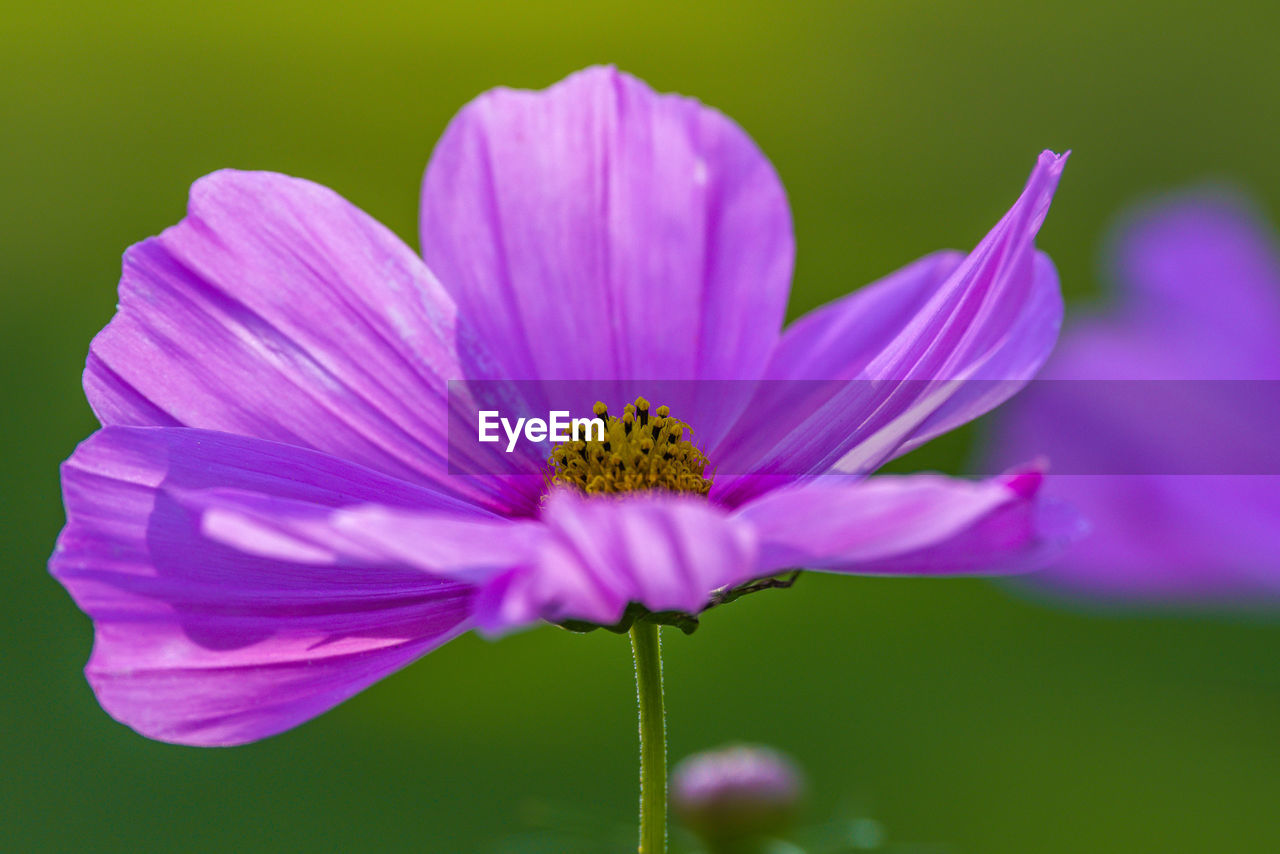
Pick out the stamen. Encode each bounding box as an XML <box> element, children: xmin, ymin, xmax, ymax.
<box><xmin>548</xmin><ymin>396</ymin><xmax>713</xmax><ymax>496</ymax></box>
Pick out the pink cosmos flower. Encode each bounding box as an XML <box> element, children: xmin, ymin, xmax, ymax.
<box><xmin>992</xmin><ymin>191</ymin><xmax>1280</xmax><ymax>605</ymax></box>
<box><xmin>52</xmin><ymin>67</ymin><xmax>1075</xmax><ymax>747</ymax></box>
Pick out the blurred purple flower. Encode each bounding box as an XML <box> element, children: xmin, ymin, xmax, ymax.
<box><xmin>993</xmin><ymin>191</ymin><xmax>1280</xmax><ymax>604</ymax></box>
<box><xmin>673</xmin><ymin>744</ymin><xmax>803</xmax><ymax>842</ymax></box>
<box><xmin>51</xmin><ymin>66</ymin><xmax>1074</xmax><ymax>746</ymax></box>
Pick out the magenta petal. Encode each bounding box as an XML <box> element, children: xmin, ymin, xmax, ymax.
<box><xmin>713</xmin><ymin>152</ymin><xmax>1066</xmax><ymax>503</ymax></box>
<box><xmin>50</xmin><ymin>427</ymin><xmax>481</xmax><ymax>745</ymax></box>
<box><xmin>85</xmin><ymin>170</ymin><xmax>514</xmax><ymax>511</ymax></box>
<box><xmin>476</xmin><ymin>490</ymin><xmax>758</xmax><ymax>633</ymax></box>
<box><xmin>420</xmin><ymin>66</ymin><xmax>793</xmax><ymax>441</ymax></box>
<box><xmin>735</xmin><ymin>468</ymin><xmax>1082</xmax><ymax>576</ymax></box>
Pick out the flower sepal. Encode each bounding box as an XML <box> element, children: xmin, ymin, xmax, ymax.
<box><xmin>557</xmin><ymin>602</ymin><xmax>702</xmax><ymax>636</ymax></box>
<box><xmin>555</xmin><ymin>573</ymin><xmax>804</xmax><ymax>637</ymax></box>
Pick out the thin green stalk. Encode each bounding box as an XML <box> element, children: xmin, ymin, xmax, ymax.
<box><xmin>630</xmin><ymin>619</ymin><xmax>667</xmax><ymax>854</ymax></box>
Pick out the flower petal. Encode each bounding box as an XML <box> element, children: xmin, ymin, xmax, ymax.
<box><xmin>735</xmin><ymin>468</ymin><xmax>1082</xmax><ymax>576</ymax></box>
<box><xmin>50</xmin><ymin>427</ymin><xmax>482</xmax><ymax>746</ymax></box>
<box><xmin>478</xmin><ymin>490</ymin><xmax>758</xmax><ymax>632</ymax></box>
<box><xmin>85</xmin><ymin>170</ymin><xmax>515</xmax><ymax>511</ymax></box>
<box><xmin>712</xmin><ymin>152</ymin><xmax>1066</xmax><ymax>504</ymax></box>
<box><xmin>420</xmin><ymin>66</ymin><xmax>793</xmax><ymax>444</ymax></box>
<box><xmin>192</xmin><ymin>487</ymin><xmax>756</xmax><ymax>633</ymax></box>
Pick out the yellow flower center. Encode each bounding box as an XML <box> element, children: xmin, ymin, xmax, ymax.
<box><xmin>547</xmin><ymin>397</ymin><xmax>713</xmax><ymax>496</ymax></box>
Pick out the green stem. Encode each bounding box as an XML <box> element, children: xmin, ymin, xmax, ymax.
<box><xmin>630</xmin><ymin>620</ymin><xmax>667</xmax><ymax>854</ymax></box>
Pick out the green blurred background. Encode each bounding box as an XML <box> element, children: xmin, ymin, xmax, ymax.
<box><xmin>4</xmin><ymin>1</ymin><xmax>1279</xmax><ymax>851</ymax></box>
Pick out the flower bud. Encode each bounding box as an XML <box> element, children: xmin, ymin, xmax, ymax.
<box><xmin>672</xmin><ymin>744</ymin><xmax>804</xmax><ymax>845</ymax></box>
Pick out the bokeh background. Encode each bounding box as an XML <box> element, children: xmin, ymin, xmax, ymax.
<box><xmin>4</xmin><ymin>2</ymin><xmax>1279</xmax><ymax>851</ymax></box>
